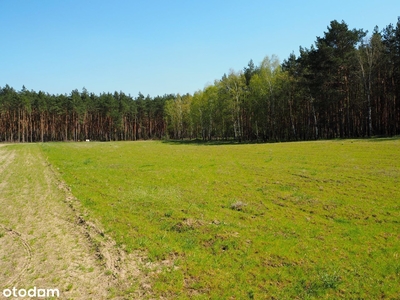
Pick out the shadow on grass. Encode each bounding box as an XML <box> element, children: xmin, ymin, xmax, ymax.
<box><xmin>162</xmin><ymin>135</ymin><xmax>400</xmax><ymax>146</ymax></box>
<box><xmin>365</xmin><ymin>135</ymin><xmax>400</xmax><ymax>142</ymax></box>
<box><xmin>161</xmin><ymin>139</ymin><xmax>263</xmax><ymax>146</ymax></box>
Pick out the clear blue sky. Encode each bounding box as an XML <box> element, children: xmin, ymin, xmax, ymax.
<box><xmin>1</xmin><ymin>0</ymin><xmax>399</xmax><ymax>97</ymax></box>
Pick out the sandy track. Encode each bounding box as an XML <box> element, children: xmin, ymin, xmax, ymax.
<box><xmin>0</xmin><ymin>145</ymin><xmax>150</xmax><ymax>299</ymax></box>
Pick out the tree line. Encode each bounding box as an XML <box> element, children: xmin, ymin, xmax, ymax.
<box><xmin>1</xmin><ymin>18</ymin><xmax>399</xmax><ymax>143</ymax></box>
<box><xmin>0</xmin><ymin>87</ymin><xmax>172</xmax><ymax>142</ymax></box>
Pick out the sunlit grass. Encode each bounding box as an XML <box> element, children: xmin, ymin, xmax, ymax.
<box><xmin>40</xmin><ymin>139</ymin><xmax>400</xmax><ymax>299</ymax></box>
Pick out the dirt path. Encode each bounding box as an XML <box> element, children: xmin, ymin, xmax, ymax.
<box><xmin>0</xmin><ymin>145</ymin><xmax>149</xmax><ymax>299</ymax></box>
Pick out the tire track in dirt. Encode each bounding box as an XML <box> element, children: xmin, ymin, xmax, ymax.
<box><xmin>0</xmin><ymin>225</ymin><xmax>32</xmax><ymax>288</ymax></box>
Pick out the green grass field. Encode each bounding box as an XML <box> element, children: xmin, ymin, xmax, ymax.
<box><xmin>40</xmin><ymin>139</ymin><xmax>400</xmax><ymax>299</ymax></box>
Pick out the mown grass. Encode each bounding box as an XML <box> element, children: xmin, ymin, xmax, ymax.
<box><xmin>40</xmin><ymin>139</ymin><xmax>400</xmax><ymax>299</ymax></box>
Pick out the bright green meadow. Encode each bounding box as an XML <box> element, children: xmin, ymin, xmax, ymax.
<box><xmin>39</xmin><ymin>139</ymin><xmax>400</xmax><ymax>299</ymax></box>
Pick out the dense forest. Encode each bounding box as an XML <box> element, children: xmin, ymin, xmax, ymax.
<box><xmin>1</xmin><ymin>19</ymin><xmax>399</xmax><ymax>143</ymax></box>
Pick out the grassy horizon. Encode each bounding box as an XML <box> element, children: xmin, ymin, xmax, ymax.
<box><xmin>40</xmin><ymin>139</ymin><xmax>400</xmax><ymax>299</ymax></box>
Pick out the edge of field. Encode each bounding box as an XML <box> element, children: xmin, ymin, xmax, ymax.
<box><xmin>40</xmin><ymin>144</ymin><xmax>164</xmax><ymax>299</ymax></box>
<box><xmin>0</xmin><ymin>143</ymin><xmax>160</xmax><ymax>299</ymax></box>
